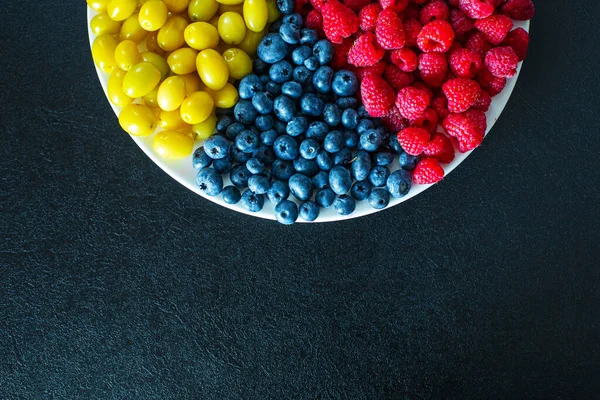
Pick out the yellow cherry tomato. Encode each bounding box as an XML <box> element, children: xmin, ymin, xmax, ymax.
<box><xmin>140</xmin><ymin>51</ymin><xmax>170</xmax><ymax>80</ymax></box>
<box><xmin>265</xmin><ymin>0</ymin><xmax>280</xmax><ymax>23</ymax></box>
<box><xmin>237</xmin><ymin>28</ymin><xmax>264</xmax><ymax>56</ymax></box>
<box><xmin>138</xmin><ymin>0</ymin><xmax>151</xmax><ymax>6</ymax></box>
<box><xmin>196</xmin><ymin>49</ymin><xmax>229</xmax><ymax>90</ymax></box>
<box><xmin>159</xmin><ymin>108</ymin><xmax>188</xmax><ymax>129</ymax></box>
<box><xmin>143</xmin><ymin>87</ymin><xmax>160</xmax><ymax>108</ymax></box>
<box><xmin>188</xmin><ymin>0</ymin><xmax>219</xmax><ymax>22</ymax></box>
<box><xmin>90</xmin><ymin>13</ymin><xmax>122</xmax><ymax>35</ymax></box>
<box><xmin>122</xmin><ymin>62</ymin><xmax>161</xmax><ymax>98</ymax></box>
<box><xmin>205</xmin><ymin>83</ymin><xmax>238</xmax><ymax>108</ymax></box>
<box><xmin>92</xmin><ymin>34</ymin><xmax>118</xmax><ymax>73</ymax></box>
<box><xmin>157</xmin><ymin>76</ymin><xmax>186</xmax><ymax>111</ymax></box>
<box><xmin>152</xmin><ymin>130</ymin><xmax>194</xmax><ymax>159</ymax></box>
<box><xmin>114</xmin><ymin>40</ymin><xmax>140</xmax><ymax>71</ymax></box>
<box><xmin>119</xmin><ymin>104</ymin><xmax>158</xmax><ymax>136</ymax></box>
<box><xmin>208</xmin><ymin>15</ymin><xmax>220</xmax><ymax>28</ymax></box>
<box><xmin>120</xmin><ymin>13</ymin><xmax>148</xmax><ymax>43</ymax></box>
<box><xmin>107</xmin><ymin>0</ymin><xmax>137</xmax><ymax>21</ymax></box>
<box><xmin>87</xmin><ymin>0</ymin><xmax>110</xmax><ymax>12</ymax></box>
<box><xmin>162</xmin><ymin>0</ymin><xmax>190</xmax><ymax>13</ymax></box>
<box><xmin>144</xmin><ymin>31</ymin><xmax>165</xmax><ymax>55</ymax></box>
<box><xmin>218</xmin><ymin>3</ymin><xmax>243</xmax><ymax>14</ymax></box>
<box><xmin>138</xmin><ymin>0</ymin><xmax>168</xmax><ymax>31</ymax></box>
<box><xmin>180</xmin><ymin>91</ymin><xmax>214</xmax><ymax>124</ymax></box>
<box><xmin>167</xmin><ymin>48</ymin><xmax>198</xmax><ymax>75</ymax></box>
<box><xmin>157</xmin><ymin>15</ymin><xmax>188</xmax><ymax>51</ymax></box>
<box><xmin>217</xmin><ymin>12</ymin><xmax>246</xmax><ymax>45</ymax></box>
<box><xmin>184</xmin><ymin>22</ymin><xmax>219</xmax><ymax>51</ymax></box>
<box><xmin>107</xmin><ymin>69</ymin><xmax>134</xmax><ymax>107</ymax></box>
<box><xmin>191</xmin><ymin>114</ymin><xmax>217</xmax><ymax>140</ymax></box>
<box><xmin>215</xmin><ymin>0</ymin><xmax>243</xmax><ymax>5</ymax></box>
<box><xmin>221</xmin><ymin>48</ymin><xmax>252</xmax><ymax>80</ymax></box>
<box><xmin>243</xmin><ymin>0</ymin><xmax>268</xmax><ymax>33</ymax></box>
<box><xmin>180</xmin><ymin>73</ymin><xmax>203</xmax><ymax>95</ymax></box>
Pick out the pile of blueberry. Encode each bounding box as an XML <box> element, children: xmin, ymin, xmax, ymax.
<box><xmin>193</xmin><ymin>12</ymin><xmax>417</xmax><ymax>224</ymax></box>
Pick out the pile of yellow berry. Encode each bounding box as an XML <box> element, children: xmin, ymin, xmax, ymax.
<box><xmin>88</xmin><ymin>0</ymin><xmax>279</xmax><ymax>159</ymax></box>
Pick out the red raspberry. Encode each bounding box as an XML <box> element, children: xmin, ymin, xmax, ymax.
<box><xmin>502</xmin><ymin>27</ymin><xmax>530</xmax><ymax>61</ymax></box>
<box><xmin>358</xmin><ymin>3</ymin><xmax>382</xmax><ymax>32</ymax></box>
<box><xmin>409</xmin><ymin>108</ymin><xmax>439</xmax><ymax>134</ymax></box>
<box><xmin>381</xmin><ymin>106</ymin><xmax>409</xmax><ymax>132</ymax></box>
<box><xmin>378</xmin><ymin>0</ymin><xmax>409</xmax><ymax>13</ymax></box>
<box><xmin>321</xmin><ymin>0</ymin><xmax>360</xmax><ymax>44</ymax></box>
<box><xmin>375</xmin><ymin>9</ymin><xmax>406</xmax><ymax>50</ymax></box>
<box><xmin>442</xmin><ymin>112</ymin><xmax>485</xmax><ymax>152</ymax></box>
<box><xmin>403</xmin><ymin>18</ymin><xmax>422</xmax><ymax>48</ymax></box>
<box><xmin>442</xmin><ymin>78</ymin><xmax>481</xmax><ymax>113</ymax></box>
<box><xmin>390</xmin><ymin>48</ymin><xmax>418</xmax><ymax>72</ymax></box>
<box><xmin>472</xmin><ymin>89</ymin><xmax>491</xmax><ymax>111</ymax></box>
<box><xmin>396</xmin><ymin>86</ymin><xmax>431</xmax><ymax>120</ymax></box>
<box><xmin>398</xmin><ymin>127</ymin><xmax>431</xmax><ymax>155</ymax></box>
<box><xmin>309</xmin><ymin>0</ymin><xmax>327</xmax><ymax>12</ymax></box>
<box><xmin>431</xmin><ymin>95</ymin><xmax>449</xmax><ymax>120</ymax></box>
<box><xmin>351</xmin><ymin>60</ymin><xmax>387</xmax><ymax>80</ymax></box>
<box><xmin>402</xmin><ymin>3</ymin><xmax>421</xmax><ymax>21</ymax></box>
<box><xmin>423</xmin><ymin>132</ymin><xmax>455</xmax><ymax>163</ymax></box>
<box><xmin>449</xmin><ymin>9</ymin><xmax>474</xmax><ymax>37</ymax></box>
<box><xmin>342</xmin><ymin>0</ymin><xmax>372</xmax><ymax>12</ymax></box>
<box><xmin>417</xmin><ymin>20</ymin><xmax>455</xmax><ymax>53</ymax></box>
<box><xmin>420</xmin><ymin>0</ymin><xmax>449</xmax><ymax>25</ymax></box>
<box><xmin>476</xmin><ymin>68</ymin><xmax>506</xmax><ymax>96</ymax></box>
<box><xmin>331</xmin><ymin>37</ymin><xmax>354</xmax><ymax>68</ymax></box>
<box><xmin>295</xmin><ymin>0</ymin><xmax>312</xmax><ymax>16</ymax></box>
<box><xmin>411</xmin><ymin>81</ymin><xmax>434</xmax><ymax>100</ymax></box>
<box><xmin>384</xmin><ymin>64</ymin><xmax>414</xmax><ymax>91</ymax></box>
<box><xmin>501</xmin><ymin>0</ymin><xmax>535</xmax><ymax>21</ymax></box>
<box><xmin>464</xmin><ymin>109</ymin><xmax>487</xmax><ymax>135</ymax></box>
<box><xmin>306</xmin><ymin>10</ymin><xmax>325</xmax><ymax>38</ymax></box>
<box><xmin>348</xmin><ymin>32</ymin><xmax>385</xmax><ymax>67</ymax></box>
<box><xmin>464</xmin><ymin>31</ymin><xmax>492</xmax><ymax>57</ymax></box>
<box><xmin>360</xmin><ymin>74</ymin><xmax>396</xmax><ymax>117</ymax></box>
<box><xmin>447</xmin><ymin>0</ymin><xmax>460</xmax><ymax>7</ymax></box>
<box><xmin>448</xmin><ymin>47</ymin><xmax>483</xmax><ymax>78</ymax></box>
<box><xmin>459</xmin><ymin>0</ymin><xmax>495</xmax><ymax>20</ymax></box>
<box><xmin>474</xmin><ymin>14</ymin><xmax>513</xmax><ymax>45</ymax></box>
<box><xmin>485</xmin><ymin>46</ymin><xmax>519</xmax><ymax>78</ymax></box>
<box><xmin>413</xmin><ymin>158</ymin><xmax>445</xmax><ymax>184</ymax></box>
<box><xmin>418</xmin><ymin>52</ymin><xmax>448</xmax><ymax>87</ymax></box>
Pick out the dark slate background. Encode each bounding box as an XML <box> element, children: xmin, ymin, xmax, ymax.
<box><xmin>1</xmin><ymin>2</ymin><xmax>599</xmax><ymax>399</ymax></box>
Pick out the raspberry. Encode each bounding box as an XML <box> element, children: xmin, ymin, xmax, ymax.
<box><xmin>485</xmin><ymin>46</ymin><xmax>519</xmax><ymax>78</ymax></box>
<box><xmin>413</xmin><ymin>158</ymin><xmax>445</xmax><ymax>184</ymax></box>
<box><xmin>417</xmin><ymin>20</ymin><xmax>455</xmax><ymax>53</ymax></box>
<box><xmin>403</xmin><ymin>18</ymin><xmax>422</xmax><ymax>48</ymax></box>
<box><xmin>420</xmin><ymin>0</ymin><xmax>450</xmax><ymax>25</ymax></box>
<box><xmin>375</xmin><ymin>9</ymin><xmax>406</xmax><ymax>50</ymax></box>
<box><xmin>442</xmin><ymin>78</ymin><xmax>481</xmax><ymax>113</ymax></box>
<box><xmin>331</xmin><ymin>37</ymin><xmax>354</xmax><ymax>68</ymax></box>
<box><xmin>423</xmin><ymin>132</ymin><xmax>455</xmax><ymax>163</ymax></box>
<box><xmin>464</xmin><ymin>31</ymin><xmax>492</xmax><ymax>57</ymax></box>
<box><xmin>411</xmin><ymin>81</ymin><xmax>434</xmax><ymax>100</ymax></box>
<box><xmin>442</xmin><ymin>112</ymin><xmax>485</xmax><ymax>152</ymax></box>
<box><xmin>448</xmin><ymin>47</ymin><xmax>483</xmax><ymax>78</ymax></box>
<box><xmin>396</xmin><ymin>86</ymin><xmax>431</xmax><ymax>120</ymax></box>
<box><xmin>321</xmin><ymin>0</ymin><xmax>360</xmax><ymax>44</ymax></box>
<box><xmin>348</xmin><ymin>32</ymin><xmax>385</xmax><ymax>67</ymax></box>
<box><xmin>476</xmin><ymin>68</ymin><xmax>506</xmax><ymax>96</ymax></box>
<box><xmin>306</xmin><ymin>10</ymin><xmax>325</xmax><ymax>38</ymax></box>
<box><xmin>471</xmin><ymin>89</ymin><xmax>491</xmax><ymax>111</ymax></box>
<box><xmin>449</xmin><ymin>9</ymin><xmax>474</xmax><ymax>37</ymax></box>
<box><xmin>459</xmin><ymin>0</ymin><xmax>495</xmax><ymax>20</ymax></box>
<box><xmin>402</xmin><ymin>3</ymin><xmax>421</xmax><ymax>21</ymax></box>
<box><xmin>381</xmin><ymin>106</ymin><xmax>409</xmax><ymax>132</ymax></box>
<box><xmin>342</xmin><ymin>0</ymin><xmax>372</xmax><ymax>12</ymax></box>
<box><xmin>384</xmin><ymin>64</ymin><xmax>415</xmax><ymax>91</ymax></box>
<box><xmin>390</xmin><ymin>48</ymin><xmax>418</xmax><ymax>72</ymax></box>
<box><xmin>378</xmin><ymin>0</ymin><xmax>409</xmax><ymax>13</ymax></box>
<box><xmin>360</xmin><ymin>74</ymin><xmax>396</xmax><ymax>117</ymax></box>
<box><xmin>398</xmin><ymin>127</ymin><xmax>431</xmax><ymax>155</ymax></box>
<box><xmin>351</xmin><ymin>60</ymin><xmax>387</xmax><ymax>81</ymax></box>
<box><xmin>358</xmin><ymin>3</ymin><xmax>382</xmax><ymax>32</ymax></box>
<box><xmin>502</xmin><ymin>27</ymin><xmax>530</xmax><ymax>61</ymax></box>
<box><xmin>501</xmin><ymin>0</ymin><xmax>535</xmax><ymax>21</ymax></box>
<box><xmin>418</xmin><ymin>52</ymin><xmax>448</xmax><ymax>87</ymax></box>
<box><xmin>409</xmin><ymin>108</ymin><xmax>439</xmax><ymax>134</ymax></box>
<box><xmin>295</xmin><ymin>0</ymin><xmax>312</xmax><ymax>15</ymax></box>
<box><xmin>464</xmin><ymin>109</ymin><xmax>487</xmax><ymax>135</ymax></box>
<box><xmin>431</xmin><ymin>95</ymin><xmax>449</xmax><ymax>120</ymax></box>
<box><xmin>309</xmin><ymin>0</ymin><xmax>327</xmax><ymax>12</ymax></box>
<box><xmin>474</xmin><ymin>14</ymin><xmax>513</xmax><ymax>45</ymax></box>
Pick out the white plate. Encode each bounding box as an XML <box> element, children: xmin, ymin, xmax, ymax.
<box><xmin>87</xmin><ymin>9</ymin><xmax>529</xmax><ymax>222</ymax></box>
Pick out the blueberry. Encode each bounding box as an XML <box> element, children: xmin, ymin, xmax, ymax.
<box><xmin>192</xmin><ymin>147</ymin><xmax>212</xmax><ymax>170</ymax></box>
<box><xmin>292</xmin><ymin>66</ymin><xmax>312</xmax><ymax>85</ymax></box>
<box><xmin>196</xmin><ymin>168</ymin><xmax>223</xmax><ymax>196</ymax></box>
<box><xmin>312</xmin><ymin>66</ymin><xmax>334</xmax><ymax>93</ymax></box>
<box><xmin>272</xmin><ymin>159</ymin><xmax>295</xmax><ymax>181</ymax></box>
<box><xmin>230</xmin><ymin>147</ymin><xmax>252</xmax><ymax>164</ymax></box>
<box><xmin>313</xmin><ymin>40</ymin><xmax>334</xmax><ymax>65</ymax></box>
<box><xmin>388</xmin><ymin>135</ymin><xmax>403</xmax><ymax>153</ymax></box>
<box><xmin>273</xmin><ymin>95</ymin><xmax>296</xmax><ymax>122</ymax></box>
<box><xmin>291</xmin><ymin>46</ymin><xmax>311</xmax><ymax>65</ymax></box>
<box><xmin>303</xmin><ymin>56</ymin><xmax>319</xmax><ymax>71</ymax></box>
<box><xmin>214</xmin><ymin>107</ymin><xmax>233</xmax><ymax>117</ymax></box>
<box><xmin>351</xmin><ymin>180</ymin><xmax>372</xmax><ymax>200</ymax></box>
<box><xmin>213</xmin><ymin>158</ymin><xmax>232</xmax><ymax>173</ymax></box>
<box><xmin>259</xmin><ymin>74</ymin><xmax>270</xmax><ymax>85</ymax></box>
<box><xmin>356</xmin><ymin>119</ymin><xmax>375</xmax><ymax>134</ymax></box>
<box><xmin>283</xmin><ymin>13</ymin><xmax>303</xmax><ymax>28</ymax></box>
<box><xmin>374</xmin><ymin>152</ymin><xmax>395</xmax><ymax>166</ymax></box>
<box><xmin>299</xmin><ymin>201</ymin><xmax>320</xmax><ymax>221</ymax></box>
<box><xmin>235</xmin><ymin>130</ymin><xmax>259</xmax><ymax>153</ymax></box>
<box><xmin>385</xmin><ymin>169</ymin><xmax>410</xmax><ymax>199</ymax></box>
<box><xmin>300</xmin><ymin>94</ymin><xmax>324</xmax><ymax>117</ymax></box>
<box><xmin>281</xmin><ymin>81</ymin><xmax>303</xmax><ymax>99</ymax></box>
<box><xmin>274</xmin><ymin>200</ymin><xmax>298</xmax><ymax>224</ymax></box>
<box><xmin>306</xmin><ymin>121</ymin><xmax>329</xmax><ymax>141</ymax></box>
<box><xmin>216</xmin><ymin>115</ymin><xmax>234</xmax><ymax>133</ymax></box>
<box><xmin>368</xmin><ymin>188</ymin><xmax>390</xmax><ymax>209</ymax></box>
<box><xmin>334</xmin><ymin>195</ymin><xmax>356</xmax><ymax>215</ymax></box>
<box><xmin>286</xmin><ymin>116</ymin><xmax>308</xmax><ymax>137</ymax></box>
<box><xmin>341</xmin><ymin>109</ymin><xmax>358</xmax><ymax>129</ymax></box>
<box><xmin>311</xmin><ymin>170</ymin><xmax>329</xmax><ymax>189</ymax></box>
<box><xmin>255</xmin><ymin>115</ymin><xmax>274</xmax><ymax>131</ymax></box>
<box><xmin>252</xmin><ymin>92</ymin><xmax>274</xmax><ymax>114</ymax></box>
<box><xmin>265</xmin><ymin>81</ymin><xmax>281</xmax><ymax>96</ymax></box>
<box><xmin>328</xmin><ymin>165</ymin><xmax>352</xmax><ymax>195</ymax></box>
<box><xmin>331</xmin><ymin>70</ymin><xmax>358</xmax><ymax>96</ymax></box>
<box><xmin>204</xmin><ymin>135</ymin><xmax>230</xmax><ymax>159</ymax></box>
<box><xmin>360</xmin><ymin>129</ymin><xmax>383</xmax><ymax>152</ymax></box>
<box><xmin>257</xmin><ymin>34</ymin><xmax>288</xmax><ymax>64</ymax></box>
<box><xmin>369</xmin><ymin>166</ymin><xmax>390</xmax><ymax>187</ymax></box>
<box><xmin>289</xmin><ymin>173</ymin><xmax>313</xmax><ymax>201</ymax></box>
<box><xmin>266</xmin><ymin>180</ymin><xmax>289</xmax><ymax>204</ymax></box>
<box><xmin>351</xmin><ymin>150</ymin><xmax>371</xmax><ymax>181</ymax></box>
<box><xmin>248</xmin><ymin>174</ymin><xmax>271</xmax><ymax>194</ymax></box>
<box><xmin>336</xmin><ymin>97</ymin><xmax>359</xmax><ymax>109</ymax></box>
<box><xmin>238</xmin><ymin>74</ymin><xmax>264</xmax><ymax>99</ymax></box>
<box><xmin>273</xmin><ymin>120</ymin><xmax>287</xmax><ymax>134</ymax></box>
<box><xmin>343</xmin><ymin>130</ymin><xmax>359</xmax><ymax>149</ymax></box>
<box><xmin>399</xmin><ymin>152</ymin><xmax>419</xmax><ymax>171</ymax></box>
<box><xmin>269</xmin><ymin>19</ymin><xmax>282</xmax><ymax>33</ymax></box>
<box><xmin>293</xmin><ymin>157</ymin><xmax>319</xmax><ymax>177</ymax></box>
<box><xmin>269</xmin><ymin>60</ymin><xmax>293</xmax><ymax>83</ymax></box>
<box><xmin>252</xmin><ymin>144</ymin><xmax>275</xmax><ymax>164</ymax></box>
<box><xmin>246</xmin><ymin>158</ymin><xmax>265</xmax><ymax>174</ymax></box>
<box><xmin>324</xmin><ymin>130</ymin><xmax>344</xmax><ymax>153</ymax></box>
<box><xmin>316</xmin><ymin>149</ymin><xmax>333</xmax><ymax>171</ymax></box>
<box><xmin>226</xmin><ymin>122</ymin><xmax>245</xmax><ymax>140</ymax></box>
<box><xmin>276</xmin><ymin>0</ymin><xmax>294</xmax><ymax>14</ymax></box>
<box><xmin>260</xmin><ymin>129</ymin><xmax>278</xmax><ymax>146</ymax></box>
<box><xmin>300</xmin><ymin>28</ymin><xmax>318</xmax><ymax>46</ymax></box>
<box><xmin>300</xmin><ymin>138</ymin><xmax>319</xmax><ymax>160</ymax></box>
<box><xmin>221</xmin><ymin>185</ymin><xmax>241</xmax><ymax>204</ymax></box>
<box><xmin>332</xmin><ymin>148</ymin><xmax>352</xmax><ymax>165</ymax></box>
<box><xmin>241</xmin><ymin>190</ymin><xmax>265</xmax><ymax>212</ymax></box>
<box><xmin>315</xmin><ymin>188</ymin><xmax>335</xmax><ymax>208</ymax></box>
<box><xmin>234</xmin><ymin>100</ymin><xmax>259</xmax><ymax>124</ymax></box>
<box><xmin>279</xmin><ymin>23</ymin><xmax>300</xmax><ymax>44</ymax></box>
<box><xmin>273</xmin><ymin>135</ymin><xmax>299</xmax><ymax>160</ymax></box>
<box><xmin>357</xmin><ymin>105</ymin><xmax>370</xmax><ymax>118</ymax></box>
<box><xmin>252</xmin><ymin>58</ymin><xmax>268</xmax><ymax>74</ymax></box>
<box><xmin>322</xmin><ymin>103</ymin><xmax>341</xmax><ymax>127</ymax></box>
<box><xmin>229</xmin><ymin>164</ymin><xmax>251</xmax><ymax>188</ymax></box>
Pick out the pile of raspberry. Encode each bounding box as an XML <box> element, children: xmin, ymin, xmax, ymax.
<box><xmin>294</xmin><ymin>0</ymin><xmax>533</xmax><ymax>184</ymax></box>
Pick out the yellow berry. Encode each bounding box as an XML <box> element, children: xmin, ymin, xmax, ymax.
<box><xmin>191</xmin><ymin>114</ymin><xmax>217</xmax><ymax>140</ymax></box>
<box><xmin>143</xmin><ymin>87</ymin><xmax>160</xmax><ymax>108</ymax></box>
<box><xmin>119</xmin><ymin>104</ymin><xmax>157</xmax><ymax>136</ymax></box>
<box><xmin>265</xmin><ymin>0</ymin><xmax>281</xmax><ymax>23</ymax></box>
<box><xmin>215</xmin><ymin>0</ymin><xmax>243</xmax><ymax>5</ymax></box>
<box><xmin>237</xmin><ymin>27</ymin><xmax>265</xmax><ymax>56</ymax></box>
<box><xmin>87</xmin><ymin>0</ymin><xmax>111</xmax><ymax>12</ymax></box>
<box><xmin>107</xmin><ymin>69</ymin><xmax>134</xmax><ymax>107</ymax></box>
<box><xmin>205</xmin><ymin>83</ymin><xmax>238</xmax><ymax>108</ymax></box>
<box><xmin>152</xmin><ymin>130</ymin><xmax>194</xmax><ymax>159</ymax></box>
<box><xmin>159</xmin><ymin>108</ymin><xmax>188</xmax><ymax>130</ymax></box>
<box><xmin>157</xmin><ymin>15</ymin><xmax>187</xmax><ymax>51</ymax></box>
<box><xmin>140</xmin><ymin>51</ymin><xmax>170</xmax><ymax>80</ymax></box>
<box><xmin>167</xmin><ymin>48</ymin><xmax>198</xmax><ymax>75</ymax></box>
<box><xmin>92</xmin><ymin>33</ymin><xmax>119</xmax><ymax>73</ymax></box>
<box><xmin>114</xmin><ymin>39</ymin><xmax>140</xmax><ymax>71</ymax></box>
<box><xmin>184</xmin><ymin>22</ymin><xmax>220</xmax><ymax>51</ymax></box>
<box><xmin>180</xmin><ymin>73</ymin><xmax>203</xmax><ymax>95</ymax></box>
<box><xmin>218</xmin><ymin>3</ymin><xmax>243</xmax><ymax>14</ymax></box>
<box><xmin>122</xmin><ymin>62</ymin><xmax>161</xmax><ymax>98</ymax></box>
<box><xmin>221</xmin><ymin>48</ymin><xmax>252</xmax><ymax>80</ymax></box>
<box><xmin>107</xmin><ymin>0</ymin><xmax>137</xmax><ymax>21</ymax></box>
<box><xmin>243</xmin><ymin>0</ymin><xmax>268</xmax><ymax>33</ymax></box>
<box><xmin>196</xmin><ymin>49</ymin><xmax>229</xmax><ymax>90</ymax></box>
<box><xmin>180</xmin><ymin>91</ymin><xmax>214</xmax><ymax>124</ymax></box>
<box><xmin>157</xmin><ymin>76</ymin><xmax>187</xmax><ymax>111</ymax></box>
<box><xmin>162</xmin><ymin>0</ymin><xmax>190</xmax><ymax>13</ymax></box>
<box><xmin>90</xmin><ymin>13</ymin><xmax>122</xmax><ymax>36</ymax></box>
<box><xmin>217</xmin><ymin>12</ymin><xmax>246</xmax><ymax>45</ymax></box>
<box><xmin>188</xmin><ymin>0</ymin><xmax>219</xmax><ymax>22</ymax></box>
<box><xmin>138</xmin><ymin>0</ymin><xmax>168</xmax><ymax>32</ymax></box>
<box><xmin>120</xmin><ymin>13</ymin><xmax>148</xmax><ymax>43</ymax></box>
